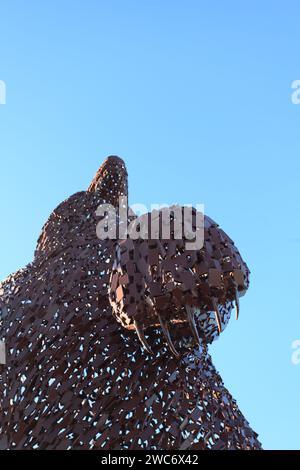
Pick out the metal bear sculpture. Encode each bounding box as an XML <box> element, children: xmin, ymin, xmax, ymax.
<box><xmin>0</xmin><ymin>156</ymin><xmax>261</xmax><ymax>450</ymax></box>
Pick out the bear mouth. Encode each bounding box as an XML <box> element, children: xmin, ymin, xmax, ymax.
<box><xmin>111</xmin><ymin>296</ymin><xmax>235</xmax><ymax>357</ymax></box>
<box><xmin>108</xmin><ymin>210</ymin><xmax>249</xmax><ymax>358</ymax></box>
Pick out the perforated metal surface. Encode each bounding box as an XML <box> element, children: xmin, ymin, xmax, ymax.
<box><xmin>0</xmin><ymin>156</ymin><xmax>261</xmax><ymax>450</ymax></box>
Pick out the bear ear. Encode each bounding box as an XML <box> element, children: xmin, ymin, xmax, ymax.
<box><xmin>87</xmin><ymin>156</ymin><xmax>128</xmax><ymax>207</ymax></box>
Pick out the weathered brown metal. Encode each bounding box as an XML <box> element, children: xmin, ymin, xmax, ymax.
<box><xmin>0</xmin><ymin>156</ymin><xmax>261</xmax><ymax>450</ymax></box>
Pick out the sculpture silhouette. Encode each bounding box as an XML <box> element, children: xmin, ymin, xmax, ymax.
<box><xmin>0</xmin><ymin>156</ymin><xmax>261</xmax><ymax>450</ymax></box>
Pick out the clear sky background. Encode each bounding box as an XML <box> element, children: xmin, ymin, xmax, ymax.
<box><xmin>0</xmin><ymin>1</ymin><xmax>299</xmax><ymax>450</ymax></box>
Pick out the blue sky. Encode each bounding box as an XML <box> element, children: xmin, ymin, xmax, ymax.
<box><xmin>0</xmin><ymin>1</ymin><xmax>299</xmax><ymax>449</ymax></box>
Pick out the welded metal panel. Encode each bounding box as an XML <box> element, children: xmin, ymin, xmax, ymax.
<box><xmin>0</xmin><ymin>341</ymin><xmax>5</xmax><ymax>365</ymax></box>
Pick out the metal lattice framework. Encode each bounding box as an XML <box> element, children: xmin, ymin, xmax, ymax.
<box><xmin>0</xmin><ymin>156</ymin><xmax>261</xmax><ymax>450</ymax></box>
